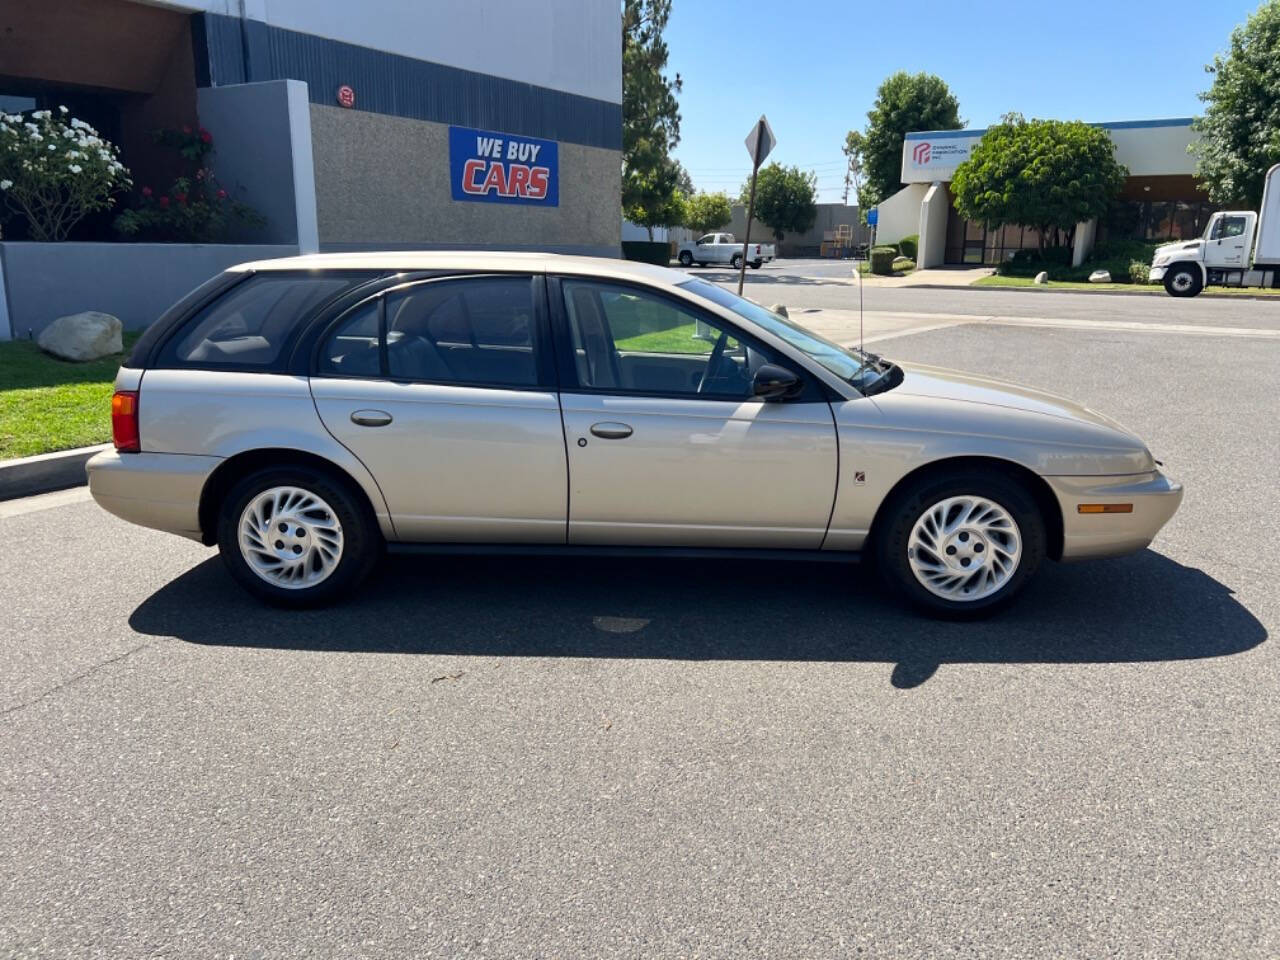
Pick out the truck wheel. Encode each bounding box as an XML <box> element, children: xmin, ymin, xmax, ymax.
<box><xmin>731</xmin><ymin>254</ymin><xmax>744</xmax><ymax>269</ymax></box>
<box><xmin>750</xmin><ymin>259</ymin><xmax>763</xmax><ymax>269</ymax></box>
<box><xmin>678</xmin><ymin>251</ymin><xmax>693</xmax><ymax>267</ymax></box>
<box><xmin>1164</xmin><ymin>264</ymin><xmax>1203</xmax><ymax>297</ymax></box>
<box><xmin>697</xmin><ymin>261</ymin><xmax>707</xmax><ymax>268</ymax></box>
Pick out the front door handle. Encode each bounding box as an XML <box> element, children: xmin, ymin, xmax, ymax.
<box><xmin>351</xmin><ymin>409</ymin><xmax>393</xmax><ymax>427</ymax></box>
<box><xmin>589</xmin><ymin>421</ymin><xmax>633</xmax><ymax>439</ymax></box>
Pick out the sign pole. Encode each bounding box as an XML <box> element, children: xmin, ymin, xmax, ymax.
<box><xmin>738</xmin><ymin>120</ymin><xmax>765</xmax><ymax>296</ymax></box>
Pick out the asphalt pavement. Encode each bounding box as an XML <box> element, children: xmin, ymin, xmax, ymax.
<box><xmin>2</xmin><ymin>293</ymin><xmax>1277</xmax><ymax>958</ymax></box>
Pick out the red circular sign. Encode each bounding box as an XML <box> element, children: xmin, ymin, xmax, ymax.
<box><xmin>336</xmin><ymin>85</ymin><xmax>355</xmax><ymax>109</ymax></box>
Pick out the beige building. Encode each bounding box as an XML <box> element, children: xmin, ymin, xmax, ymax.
<box><xmin>876</xmin><ymin>118</ymin><xmax>1208</xmax><ymax>267</ymax></box>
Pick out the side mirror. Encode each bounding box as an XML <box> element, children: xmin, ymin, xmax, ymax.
<box><xmin>752</xmin><ymin>363</ymin><xmax>801</xmax><ymax>401</ymax></box>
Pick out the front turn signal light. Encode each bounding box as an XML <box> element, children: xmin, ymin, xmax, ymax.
<box><xmin>111</xmin><ymin>390</ymin><xmax>140</xmax><ymax>452</ymax></box>
<box><xmin>1078</xmin><ymin>503</ymin><xmax>1133</xmax><ymax>514</ymax></box>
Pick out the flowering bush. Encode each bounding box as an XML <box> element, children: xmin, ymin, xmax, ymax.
<box><xmin>0</xmin><ymin>107</ymin><xmax>131</xmax><ymax>241</ymax></box>
<box><xmin>113</xmin><ymin>126</ymin><xmax>264</xmax><ymax>243</ymax></box>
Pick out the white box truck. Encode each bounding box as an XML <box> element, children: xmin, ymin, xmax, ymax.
<box><xmin>1150</xmin><ymin>163</ymin><xmax>1280</xmax><ymax>297</ymax></box>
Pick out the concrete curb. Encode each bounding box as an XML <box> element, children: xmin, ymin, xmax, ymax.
<box><xmin>0</xmin><ymin>444</ymin><xmax>108</xmax><ymax>502</ymax></box>
<box><xmin>922</xmin><ymin>283</ymin><xmax>1280</xmax><ymax>301</ymax></box>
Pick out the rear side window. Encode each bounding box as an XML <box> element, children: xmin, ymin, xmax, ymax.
<box><xmin>318</xmin><ymin>276</ymin><xmax>540</xmax><ymax>388</ymax></box>
<box><xmin>158</xmin><ymin>274</ymin><xmax>353</xmax><ymax>369</ymax></box>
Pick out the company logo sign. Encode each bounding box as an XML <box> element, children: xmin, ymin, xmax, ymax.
<box><xmin>912</xmin><ymin>142</ymin><xmax>931</xmax><ymax>165</ymax></box>
<box><xmin>448</xmin><ymin>126</ymin><xmax>559</xmax><ymax>206</ymax></box>
<box><xmin>902</xmin><ymin>133</ymin><xmax>983</xmax><ymax>182</ymax></box>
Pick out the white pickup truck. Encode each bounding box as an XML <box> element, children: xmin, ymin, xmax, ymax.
<box><xmin>1151</xmin><ymin>163</ymin><xmax>1280</xmax><ymax>297</ymax></box>
<box><xmin>676</xmin><ymin>233</ymin><xmax>775</xmax><ymax>269</ymax></box>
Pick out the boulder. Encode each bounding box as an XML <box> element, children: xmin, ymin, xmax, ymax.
<box><xmin>1033</xmin><ymin>271</ymin><xmax>1049</xmax><ymax>285</ymax></box>
<box><xmin>1089</xmin><ymin>269</ymin><xmax>1112</xmax><ymax>283</ymax></box>
<box><xmin>769</xmin><ymin>303</ymin><xmax>789</xmax><ymax>317</ymax></box>
<box><xmin>36</xmin><ymin>312</ymin><xmax>122</xmax><ymax>362</ymax></box>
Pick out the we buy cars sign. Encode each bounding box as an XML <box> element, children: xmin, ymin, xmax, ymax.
<box><xmin>449</xmin><ymin>126</ymin><xmax>559</xmax><ymax>206</ymax></box>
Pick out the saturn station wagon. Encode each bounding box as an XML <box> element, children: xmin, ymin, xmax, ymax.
<box><xmin>87</xmin><ymin>252</ymin><xmax>1183</xmax><ymax>617</ymax></box>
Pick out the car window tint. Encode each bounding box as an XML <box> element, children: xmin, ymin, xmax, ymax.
<box><xmin>385</xmin><ymin>277</ymin><xmax>536</xmax><ymax>387</ymax></box>
<box><xmin>162</xmin><ymin>275</ymin><xmax>351</xmax><ymax>369</ymax></box>
<box><xmin>318</xmin><ymin>301</ymin><xmax>381</xmax><ymax>377</ymax></box>
<box><xmin>561</xmin><ymin>280</ymin><xmax>766</xmax><ymax>399</ymax></box>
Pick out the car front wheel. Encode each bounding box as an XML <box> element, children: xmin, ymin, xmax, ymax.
<box><xmin>1164</xmin><ymin>264</ymin><xmax>1203</xmax><ymax>297</ymax></box>
<box><xmin>875</xmin><ymin>471</ymin><xmax>1045</xmax><ymax>618</ymax></box>
<box><xmin>678</xmin><ymin>251</ymin><xmax>693</xmax><ymax>267</ymax></box>
<box><xmin>216</xmin><ymin>465</ymin><xmax>380</xmax><ymax>607</ymax></box>
<box><xmin>730</xmin><ymin>253</ymin><xmax>743</xmax><ymax>269</ymax></box>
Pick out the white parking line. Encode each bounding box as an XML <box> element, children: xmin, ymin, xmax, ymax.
<box><xmin>0</xmin><ymin>486</ymin><xmax>92</xmax><ymax>519</ymax></box>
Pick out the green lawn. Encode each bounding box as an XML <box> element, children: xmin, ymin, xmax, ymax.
<box><xmin>974</xmin><ymin>274</ymin><xmax>1280</xmax><ymax>296</ymax></box>
<box><xmin>0</xmin><ymin>333</ymin><xmax>140</xmax><ymax>460</ymax></box>
<box><xmin>615</xmin><ymin>322</ymin><xmax>720</xmax><ymax>354</ymax></box>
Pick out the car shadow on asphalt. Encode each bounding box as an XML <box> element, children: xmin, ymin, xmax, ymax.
<box><xmin>129</xmin><ymin>549</ymin><xmax>1266</xmax><ymax>689</ymax></box>
<box><xmin>682</xmin><ymin>270</ymin><xmax>846</xmax><ymax>286</ymax></box>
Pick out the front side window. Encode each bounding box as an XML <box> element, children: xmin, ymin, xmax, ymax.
<box><xmin>161</xmin><ymin>274</ymin><xmax>352</xmax><ymax>369</ymax></box>
<box><xmin>318</xmin><ymin>276</ymin><xmax>539</xmax><ymax>388</ymax></box>
<box><xmin>1211</xmin><ymin>216</ymin><xmax>1247</xmax><ymax>240</ymax></box>
<box><xmin>560</xmin><ymin>280</ymin><xmax>775</xmax><ymax>399</ymax></box>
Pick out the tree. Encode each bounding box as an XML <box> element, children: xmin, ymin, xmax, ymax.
<box><xmin>683</xmin><ymin>191</ymin><xmax>733</xmax><ymax>234</ymax></box>
<box><xmin>951</xmin><ymin>117</ymin><xmax>1127</xmax><ymax>254</ymax></box>
<box><xmin>1192</xmin><ymin>0</ymin><xmax>1280</xmax><ymax>208</ymax></box>
<box><xmin>845</xmin><ymin>72</ymin><xmax>961</xmax><ymax>210</ymax></box>
<box><xmin>622</xmin><ymin>0</ymin><xmax>683</xmax><ymax>238</ymax></box>
<box><xmin>842</xmin><ymin>129</ymin><xmax>867</xmax><ymax>219</ymax></box>
<box><xmin>740</xmin><ymin>163</ymin><xmax>817</xmax><ymax>244</ymax></box>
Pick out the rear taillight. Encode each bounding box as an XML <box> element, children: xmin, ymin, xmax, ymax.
<box><xmin>111</xmin><ymin>390</ymin><xmax>140</xmax><ymax>452</ymax></box>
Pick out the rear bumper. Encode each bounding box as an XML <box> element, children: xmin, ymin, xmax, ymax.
<box><xmin>1046</xmin><ymin>470</ymin><xmax>1183</xmax><ymax>560</ymax></box>
<box><xmin>86</xmin><ymin>449</ymin><xmax>220</xmax><ymax>542</ymax></box>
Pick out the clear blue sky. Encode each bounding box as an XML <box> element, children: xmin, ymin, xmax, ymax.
<box><xmin>665</xmin><ymin>0</ymin><xmax>1260</xmax><ymax>204</ymax></box>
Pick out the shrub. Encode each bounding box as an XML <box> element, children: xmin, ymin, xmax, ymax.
<box><xmin>0</xmin><ymin>107</ymin><xmax>131</xmax><ymax>241</ymax></box>
<box><xmin>869</xmin><ymin>245</ymin><xmax>897</xmax><ymax>275</ymax></box>
<box><xmin>898</xmin><ymin>234</ymin><xmax>919</xmax><ymax>260</ymax></box>
<box><xmin>114</xmin><ymin>126</ymin><xmax>263</xmax><ymax>242</ymax></box>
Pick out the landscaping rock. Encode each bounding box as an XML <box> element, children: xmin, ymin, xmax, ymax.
<box><xmin>1089</xmin><ymin>270</ymin><xmax>1112</xmax><ymax>283</ymax></box>
<box><xmin>36</xmin><ymin>312</ymin><xmax>122</xmax><ymax>362</ymax></box>
<box><xmin>769</xmin><ymin>304</ymin><xmax>789</xmax><ymax>317</ymax></box>
<box><xmin>1034</xmin><ymin>271</ymin><xmax>1049</xmax><ymax>285</ymax></box>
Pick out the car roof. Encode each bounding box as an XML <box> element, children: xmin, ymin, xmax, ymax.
<box><xmin>229</xmin><ymin>250</ymin><xmax>690</xmax><ymax>289</ymax></box>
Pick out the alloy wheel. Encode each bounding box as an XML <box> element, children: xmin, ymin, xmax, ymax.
<box><xmin>906</xmin><ymin>494</ymin><xmax>1022</xmax><ymax>601</ymax></box>
<box><xmin>237</xmin><ymin>486</ymin><xmax>345</xmax><ymax>589</ymax></box>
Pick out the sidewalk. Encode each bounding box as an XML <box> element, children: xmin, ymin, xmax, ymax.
<box><xmin>856</xmin><ymin>265</ymin><xmax>995</xmax><ymax>288</ymax></box>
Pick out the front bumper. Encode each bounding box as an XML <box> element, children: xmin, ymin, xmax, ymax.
<box><xmin>87</xmin><ymin>449</ymin><xmax>221</xmax><ymax>542</ymax></box>
<box><xmin>1045</xmin><ymin>470</ymin><xmax>1183</xmax><ymax>560</ymax></box>
<box><xmin>1149</xmin><ymin>265</ymin><xmax>1167</xmax><ymax>281</ymax></box>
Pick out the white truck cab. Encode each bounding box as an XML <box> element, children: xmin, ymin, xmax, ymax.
<box><xmin>677</xmin><ymin>233</ymin><xmax>776</xmax><ymax>270</ymax></box>
<box><xmin>1151</xmin><ymin>163</ymin><xmax>1280</xmax><ymax>296</ymax></box>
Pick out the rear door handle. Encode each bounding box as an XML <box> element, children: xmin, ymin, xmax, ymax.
<box><xmin>589</xmin><ymin>421</ymin><xmax>633</xmax><ymax>439</ymax></box>
<box><xmin>351</xmin><ymin>409</ymin><xmax>393</xmax><ymax>427</ymax></box>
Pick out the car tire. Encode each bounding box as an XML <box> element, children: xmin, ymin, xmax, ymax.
<box><xmin>216</xmin><ymin>465</ymin><xmax>381</xmax><ymax>608</ymax></box>
<box><xmin>678</xmin><ymin>251</ymin><xmax>693</xmax><ymax>267</ymax></box>
<box><xmin>750</xmin><ymin>259</ymin><xmax>763</xmax><ymax>269</ymax></box>
<box><xmin>697</xmin><ymin>261</ymin><xmax>707</xmax><ymax>268</ymax></box>
<box><xmin>731</xmin><ymin>254</ymin><xmax>744</xmax><ymax>269</ymax></box>
<box><xmin>874</xmin><ymin>470</ymin><xmax>1046</xmax><ymax>619</ymax></box>
<box><xmin>1163</xmin><ymin>263</ymin><xmax>1203</xmax><ymax>298</ymax></box>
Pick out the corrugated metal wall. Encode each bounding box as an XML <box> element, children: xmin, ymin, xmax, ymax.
<box><xmin>192</xmin><ymin>12</ymin><xmax>621</xmax><ymax>151</ymax></box>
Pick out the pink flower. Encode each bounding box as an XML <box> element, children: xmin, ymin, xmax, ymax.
<box><xmin>216</xmin><ymin>188</ymin><xmax>227</xmax><ymax>199</ymax></box>
<box><xmin>182</xmin><ymin>125</ymin><xmax>192</xmax><ymax>135</ymax></box>
<box><xmin>159</xmin><ymin>196</ymin><xmax>170</xmax><ymax>208</ymax></box>
<box><xmin>199</xmin><ymin>129</ymin><xmax>212</xmax><ymax>144</ymax></box>
<box><xmin>174</xmin><ymin>192</ymin><xmax>187</xmax><ymax>205</ymax></box>
<box><xmin>141</xmin><ymin>186</ymin><xmax>152</xmax><ymax>197</ymax></box>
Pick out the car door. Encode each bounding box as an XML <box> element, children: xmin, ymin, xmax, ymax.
<box><xmin>551</xmin><ymin>277</ymin><xmax>838</xmax><ymax>548</ymax></box>
<box><xmin>1205</xmin><ymin>214</ymin><xmax>1250</xmax><ymax>268</ymax></box>
<box><xmin>310</xmin><ymin>274</ymin><xmax>568</xmax><ymax>542</ymax></box>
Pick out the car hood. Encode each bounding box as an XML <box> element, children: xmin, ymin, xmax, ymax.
<box><xmin>891</xmin><ymin>362</ymin><xmax>1134</xmax><ymax>434</ymax></box>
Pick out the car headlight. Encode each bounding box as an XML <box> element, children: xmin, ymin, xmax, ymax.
<box><xmin>1153</xmin><ymin>255</ymin><xmax>1169</xmax><ymax>266</ymax></box>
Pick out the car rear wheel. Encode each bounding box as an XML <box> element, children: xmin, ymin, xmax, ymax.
<box><xmin>1164</xmin><ymin>263</ymin><xmax>1203</xmax><ymax>297</ymax></box>
<box><xmin>678</xmin><ymin>251</ymin><xmax>693</xmax><ymax>267</ymax></box>
<box><xmin>875</xmin><ymin>471</ymin><xmax>1045</xmax><ymax>618</ymax></box>
<box><xmin>216</xmin><ymin>465</ymin><xmax>380</xmax><ymax>607</ymax></box>
<box><xmin>750</xmin><ymin>259</ymin><xmax>763</xmax><ymax>269</ymax></box>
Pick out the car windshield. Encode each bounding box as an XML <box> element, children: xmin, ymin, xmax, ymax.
<box><xmin>679</xmin><ymin>278</ymin><xmax>897</xmax><ymax>394</ymax></box>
